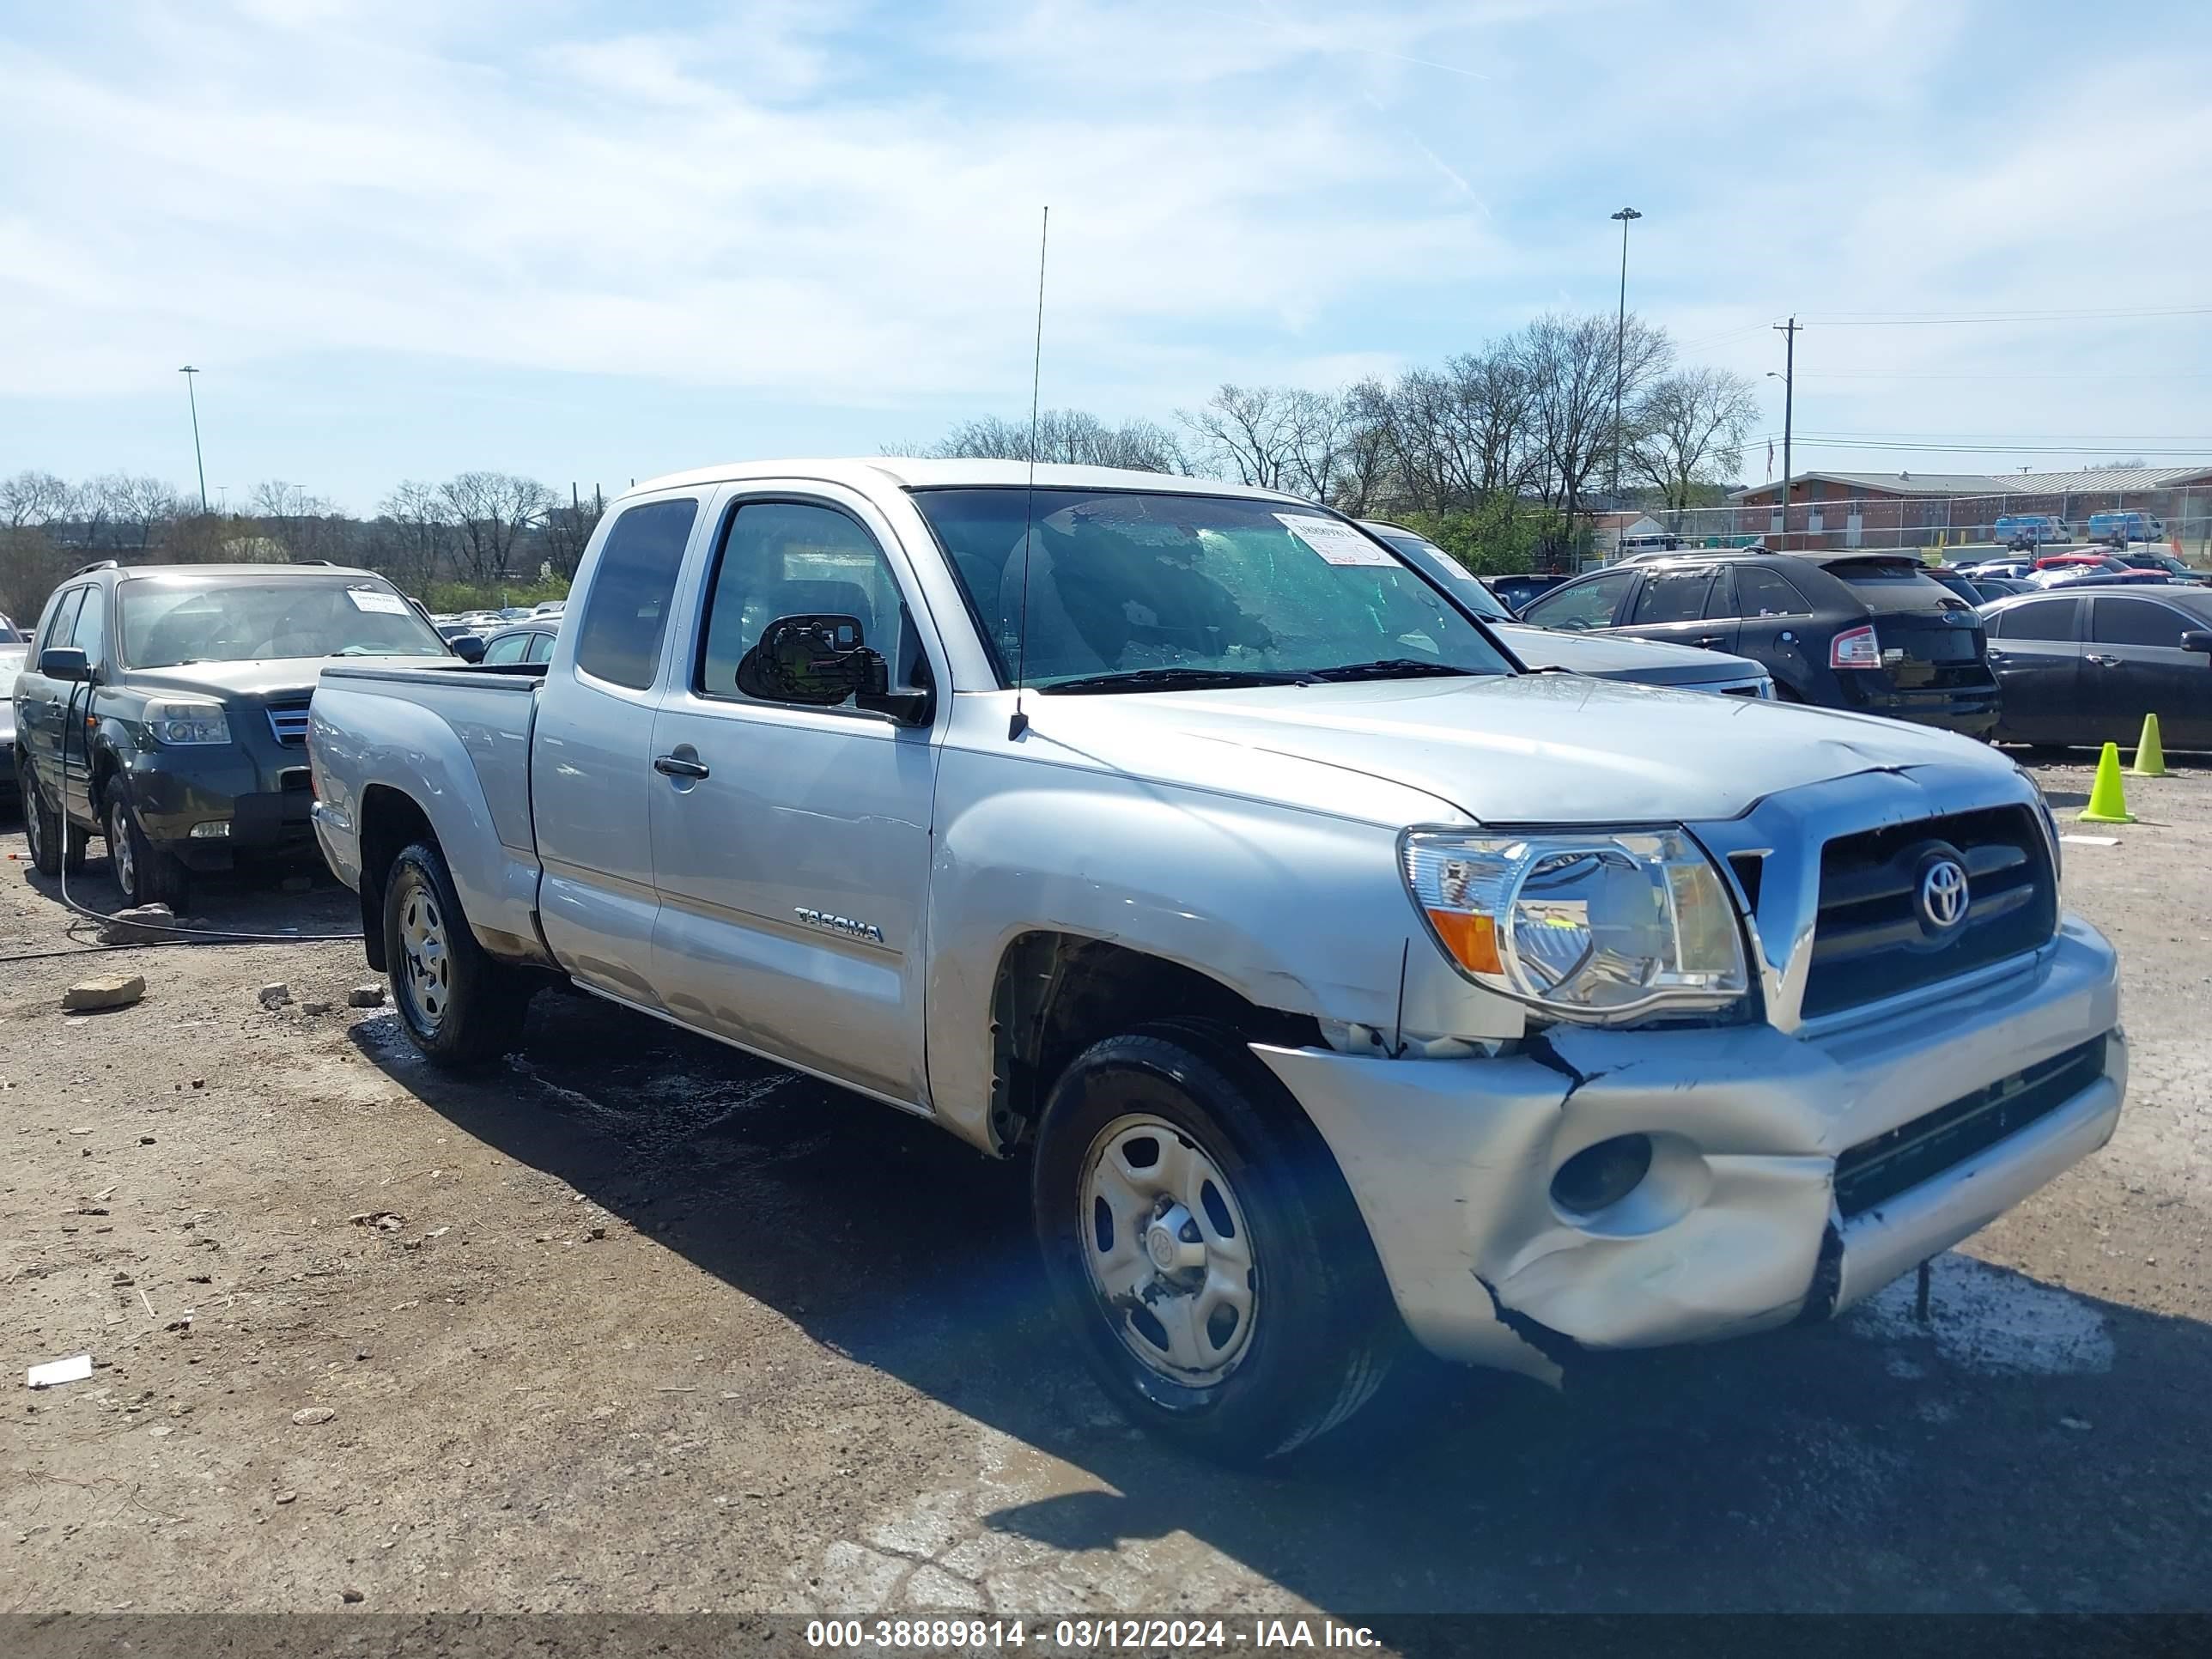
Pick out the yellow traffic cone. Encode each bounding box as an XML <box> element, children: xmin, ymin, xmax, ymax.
<box><xmin>2131</xmin><ymin>713</ymin><xmax>2170</xmax><ymax>777</ymax></box>
<box><xmin>2078</xmin><ymin>742</ymin><xmax>2137</xmax><ymax>823</ymax></box>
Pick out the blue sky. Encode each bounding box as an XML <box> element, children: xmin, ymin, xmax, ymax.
<box><xmin>3</xmin><ymin>0</ymin><xmax>2209</xmax><ymax>512</ymax></box>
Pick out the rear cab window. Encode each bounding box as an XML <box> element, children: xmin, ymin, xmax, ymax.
<box><xmin>573</xmin><ymin>498</ymin><xmax>701</xmax><ymax>690</ymax></box>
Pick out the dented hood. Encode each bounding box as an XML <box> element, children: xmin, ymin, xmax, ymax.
<box><xmin>1033</xmin><ymin>672</ymin><xmax>2014</xmax><ymax>825</ymax></box>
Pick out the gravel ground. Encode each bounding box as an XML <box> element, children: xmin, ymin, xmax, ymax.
<box><xmin>2</xmin><ymin>755</ymin><xmax>2208</xmax><ymax>1621</ymax></box>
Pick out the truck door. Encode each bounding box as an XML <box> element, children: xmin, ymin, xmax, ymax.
<box><xmin>531</xmin><ymin>494</ymin><xmax>703</xmax><ymax>1007</ymax></box>
<box><xmin>647</xmin><ymin>488</ymin><xmax>943</xmax><ymax>1107</ymax></box>
<box><xmin>17</xmin><ymin>586</ymin><xmax>86</xmax><ymax>800</ymax></box>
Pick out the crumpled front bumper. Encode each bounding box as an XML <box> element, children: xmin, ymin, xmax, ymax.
<box><xmin>1254</xmin><ymin>915</ymin><xmax>2123</xmax><ymax>1382</ymax></box>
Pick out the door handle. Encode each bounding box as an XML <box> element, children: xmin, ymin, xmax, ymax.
<box><xmin>2086</xmin><ymin>653</ymin><xmax>2120</xmax><ymax>667</ymax></box>
<box><xmin>1694</xmin><ymin>635</ymin><xmax>1724</xmax><ymax>649</ymax></box>
<box><xmin>653</xmin><ymin>755</ymin><xmax>709</xmax><ymax>779</ymax></box>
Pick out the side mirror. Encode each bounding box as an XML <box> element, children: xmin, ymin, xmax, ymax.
<box><xmin>854</xmin><ymin>652</ymin><xmax>934</xmax><ymax>726</ymax></box>
<box><xmin>2180</xmin><ymin>630</ymin><xmax>2212</xmax><ymax>656</ymax></box>
<box><xmin>452</xmin><ymin>634</ymin><xmax>487</xmax><ymax>664</ymax></box>
<box><xmin>737</xmin><ymin>614</ymin><xmax>876</xmax><ymax>707</ymax></box>
<box><xmin>40</xmin><ymin>645</ymin><xmax>90</xmax><ymax>683</ymax></box>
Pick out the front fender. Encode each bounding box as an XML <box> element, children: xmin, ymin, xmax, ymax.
<box><xmin>922</xmin><ymin>739</ymin><xmax>1513</xmax><ymax>1152</ymax></box>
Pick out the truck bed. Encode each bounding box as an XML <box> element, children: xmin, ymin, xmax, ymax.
<box><xmin>309</xmin><ymin>659</ymin><xmax>549</xmax><ymax>966</ymax></box>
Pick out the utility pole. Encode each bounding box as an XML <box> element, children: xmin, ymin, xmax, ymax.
<box><xmin>179</xmin><ymin>366</ymin><xmax>208</xmax><ymax>513</ymax></box>
<box><xmin>1609</xmin><ymin>208</ymin><xmax>1643</xmax><ymax>502</ymax></box>
<box><xmin>1772</xmin><ymin>317</ymin><xmax>1799</xmax><ymax>544</ymax></box>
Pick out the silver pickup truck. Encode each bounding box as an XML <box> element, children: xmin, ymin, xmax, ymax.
<box><xmin>308</xmin><ymin>459</ymin><xmax>2124</xmax><ymax>1463</ymax></box>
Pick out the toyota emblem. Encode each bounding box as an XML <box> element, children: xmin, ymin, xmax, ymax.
<box><xmin>1918</xmin><ymin>858</ymin><xmax>1969</xmax><ymax>931</ymax></box>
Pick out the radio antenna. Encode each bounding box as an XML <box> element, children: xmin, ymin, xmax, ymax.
<box><xmin>1008</xmin><ymin>204</ymin><xmax>1049</xmax><ymax>741</ymax></box>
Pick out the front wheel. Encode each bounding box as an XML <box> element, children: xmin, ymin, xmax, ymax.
<box><xmin>1031</xmin><ymin>1022</ymin><xmax>1397</xmax><ymax>1465</ymax></box>
<box><xmin>382</xmin><ymin>841</ymin><xmax>532</xmax><ymax>1068</ymax></box>
<box><xmin>107</xmin><ymin>786</ymin><xmax>190</xmax><ymax>909</ymax></box>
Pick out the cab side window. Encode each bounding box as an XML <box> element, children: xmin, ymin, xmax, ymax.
<box><xmin>1629</xmin><ymin>566</ymin><xmax>1716</xmax><ymax>624</ymax></box>
<box><xmin>1995</xmin><ymin>599</ymin><xmax>2077</xmax><ymax>641</ymax></box>
<box><xmin>40</xmin><ymin>587</ymin><xmax>86</xmax><ymax>656</ymax></box>
<box><xmin>1723</xmin><ymin>563</ymin><xmax>1811</xmax><ymax>618</ymax></box>
<box><xmin>482</xmin><ymin>632</ymin><xmax>531</xmax><ymax>665</ymax></box>
<box><xmin>696</xmin><ymin>501</ymin><xmax>918</xmax><ymax>708</ymax></box>
<box><xmin>573</xmin><ymin>498</ymin><xmax>699</xmax><ymax>690</ymax></box>
<box><xmin>68</xmin><ymin>586</ymin><xmax>106</xmax><ymax>668</ymax></box>
<box><xmin>2093</xmin><ymin>597</ymin><xmax>2187</xmax><ymax>649</ymax></box>
<box><xmin>1522</xmin><ymin>570</ymin><xmax>1632</xmax><ymax>631</ymax></box>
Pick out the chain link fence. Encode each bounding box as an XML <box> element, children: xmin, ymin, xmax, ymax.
<box><xmin>1607</xmin><ymin>487</ymin><xmax>2211</xmax><ymax>562</ymax></box>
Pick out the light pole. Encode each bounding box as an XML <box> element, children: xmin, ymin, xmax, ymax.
<box><xmin>1769</xmin><ymin>317</ymin><xmax>1799</xmax><ymax>544</ymax></box>
<box><xmin>179</xmin><ymin>366</ymin><xmax>208</xmax><ymax>513</ymax></box>
<box><xmin>1608</xmin><ymin>207</ymin><xmax>1642</xmax><ymax>502</ymax></box>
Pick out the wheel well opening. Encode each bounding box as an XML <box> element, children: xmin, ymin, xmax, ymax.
<box><xmin>356</xmin><ymin>786</ymin><xmax>437</xmax><ymax>974</ymax></box>
<box><xmin>987</xmin><ymin>932</ymin><xmax>1319</xmax><ymax>1154</ymax></box>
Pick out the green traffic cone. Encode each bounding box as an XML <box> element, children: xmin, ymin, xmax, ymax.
<box><xmin>2131</xmin><ymin>713</ymin><xmax>2169</xmax><ymax>778</ymax></box>
<box><xmin>2078</xmin><ymin>741</ymin><xmax>2136</xmax><ymax>823</ymax></box>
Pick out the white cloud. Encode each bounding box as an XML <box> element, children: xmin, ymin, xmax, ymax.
<box><xmin>1</xmin><ymin>0</ymin><xmax>2209</xmax><ymax>493</ymax></box>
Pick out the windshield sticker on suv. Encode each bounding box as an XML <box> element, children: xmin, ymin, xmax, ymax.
<box><xmin>346</xmin><ymin>589</ymin><xmax>410</xmax><ymax>615</ymax></box>
<box><xmin>1276</xmin><ymin>514</ymin><xmax>1397</xmax><ymax>568</ymax></box>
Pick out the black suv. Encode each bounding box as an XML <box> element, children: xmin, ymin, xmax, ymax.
<box><xmin>13</xmin><ymin>561</ymin><xmax>459</xmax><ymax>906</ymax></box>
<box><xmin>1516</xmin><ymin>549</ymin><xmax>1999</xmax><ymax>736</ymax></box>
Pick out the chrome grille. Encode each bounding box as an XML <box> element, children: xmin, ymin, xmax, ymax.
<box><xmin>1801</xmin><ymin>805</ymin><xmax>2056</xmax><ymax>1020</ymax></box>
<box><xmin>266</xmin><ymin>703</ymin><xmax>311</xmax><ymax>745</ymax></box>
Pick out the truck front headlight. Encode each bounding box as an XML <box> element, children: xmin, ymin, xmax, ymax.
<box><xmin>1401</xmin><ymin>827</ymin><xmax>1749</xmax><ymax>1023</ymax></box>
<box><xmin>145</xmin><ymin>698</ymin><xmax>232</xmax><ymax>746</ymax></box>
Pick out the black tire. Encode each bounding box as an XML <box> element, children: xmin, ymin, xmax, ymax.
<box><xmin>21</xmin><ymin>759</ymin><xmax>88</xmax><ymax>879</ymax></box>
<box><xmin>382</xmin><ymin>839</ymin><xmax>531</xmax><ymax>1068</ymax></box>
<box><xmin>1030</xmin><ymin>1019</ymin><xmax>1397</xmax><ymax>1465</ymax></box>
<box><xmin>106</xmin><ymin>781</ymin><xmax>191</xmax><ymax>910</ymax></box>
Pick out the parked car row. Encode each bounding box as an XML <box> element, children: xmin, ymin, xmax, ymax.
<box><xmin>1512</xmin><ymin>546</ymin><xmax>2002</xmax><ymax>736</ymax></box>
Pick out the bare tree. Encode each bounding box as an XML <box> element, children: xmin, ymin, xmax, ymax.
<box><xmin>539</xmin><ymin>485</ymin><xmax>606</xmax><ymax>580</ymax></box>
<box><xmin>1</xmin><ymin>471</ymin><xmax>76</xmax><ymax>531</ymax></box>
<box><xmin>911</xmin><ymin>410</ymin><xmax>1188</xmax><ymax>473</ymax></box>
<box><xmin>1358</xmin><ymin>349</ymin><xmax>1541</xmax><ymax>519</ymax></box>
<box><xmin>1177</xmin><ymin>385</ymin><xmax>1305</xmax><ymax>492</ymax></box>
<box><xmin>368</xmin><ymin>480</ymin><xmax>458</xmax><ymax>592</ymax></box>
<box><xmin>1519</xmin><ymin>313</ymin><xmax>1672</xmax><ymax>555</ymax></box>
<box><xmin>439</xmin><ymin>471</ymin><xmax>556</xmax><ymax>584</ymax></box>
<box><xmin>1632</xmin><ymin>367</ymin><xmax>1762</xmax><ymax>515</ymax></box>
<box><xmin>93</xmin><ymin>474</ymin><xmax>186</xmax><ymax>559</ymax></box>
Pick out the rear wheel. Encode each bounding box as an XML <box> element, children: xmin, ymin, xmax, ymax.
<box><xmin>382</xmin><ymin>840</ymin><xmax>532</xmax><ymax>1068</ymax></box>
<box><xmin>1031</xmin><ymin>1020</ymin><xmax>1397</xmax><ymax>1465</ymax></box>
<box><xmin>21</xmin><ymin>760</ymin><xmax>87</xmax><ymax>880</ymax></box>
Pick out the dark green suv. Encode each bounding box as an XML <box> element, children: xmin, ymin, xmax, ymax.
<box><xmin>13</xmin><ymin>561</ymin><xmax>459</xmax><ymax>907</ymax></box>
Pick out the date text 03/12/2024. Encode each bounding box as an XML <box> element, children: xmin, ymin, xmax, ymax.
<box><xmin>804</xmin><ymin>1618</ymin><xmax>1382</xmax><ymax>1650</ymax></box>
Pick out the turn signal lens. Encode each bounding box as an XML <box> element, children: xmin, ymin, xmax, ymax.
<box><xmin>1830</xmin><ymin>624</ymin><xmax>1880</xmax><ymax>669</ymax></box>
<box><xmin>1426</xmin><ymin>908</ymin><xmax>1504</xmax><ymax>975</ymax></box>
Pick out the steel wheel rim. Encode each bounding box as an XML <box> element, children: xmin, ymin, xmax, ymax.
<box><xmin>109</xmin><ymin>799</ymin><xmax>136</xmax><ymax>896</ymax></box>
<box><xmin>1079</xmin><ymin>1113</ymin><xmax>1259</xmax><ymax>1387</ymax></box>
<box><xmin>398</xmin><ymin>879</ymin><xmax>451</xmax><ymax>1031</ymax></box>
<box><xmin>25</xmin><ymin>781</ymin><xmax>44</xmax><ymax>863</ymax></box>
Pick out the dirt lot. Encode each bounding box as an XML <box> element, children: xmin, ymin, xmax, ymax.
<box><xmin>3</xmin><ymin>756</ymin><xmax>2208</xmax><ymax>1622</ymax></box>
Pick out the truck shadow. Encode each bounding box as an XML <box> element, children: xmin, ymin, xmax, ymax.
<box><xmin>354</xmin><ymin>991</ymin><xmax>2212</xmax><ymax>1618</ymax></box>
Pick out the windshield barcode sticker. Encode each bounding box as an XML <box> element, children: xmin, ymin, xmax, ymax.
<box><xmin>1276</xmin><ymin>514</ymin><xmax>1396</xmax><ymax>567</ymax></box>
<box><xmin>346</xmin><ymin>589</ymin><xmax>410</xmax><ymax>614</ymax></box>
